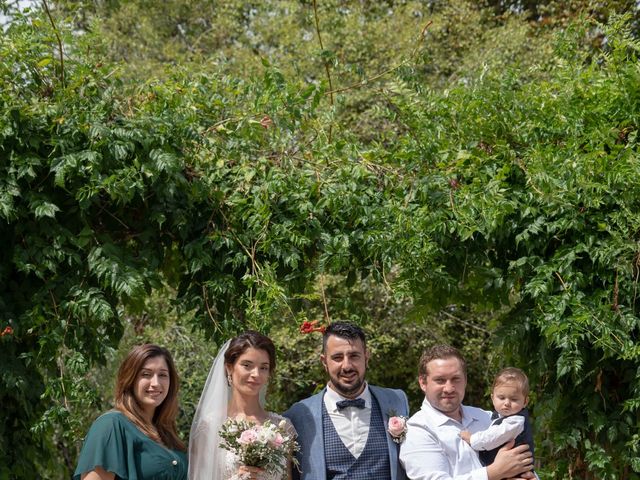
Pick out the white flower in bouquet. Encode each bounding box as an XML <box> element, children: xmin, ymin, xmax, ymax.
<box><xmin>257</xmin><ymin>424</ymin><xmax>277</xmax><ymax>444</ymax></box>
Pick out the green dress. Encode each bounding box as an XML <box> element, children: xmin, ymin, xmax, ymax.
<box><xmin>74</xmin><ymin>411</ymin><xmax>188</xmax><ymax>480</ymax></box>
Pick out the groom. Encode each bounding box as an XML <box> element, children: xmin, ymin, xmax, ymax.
<box><xmin>284</xmin><ymin>321</ymin><xmax>409</xmax><ymax>480</ymax></box>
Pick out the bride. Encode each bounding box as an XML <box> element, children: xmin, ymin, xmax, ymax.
<box><xmin>188</xmin><ymin>331</ymin><xmax>296</xmax><ymax>480</ymax></box>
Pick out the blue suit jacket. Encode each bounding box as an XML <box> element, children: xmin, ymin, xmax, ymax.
<box><xmin>284</xmin><ymin>385</ymin><xmax>409</xmax><ymax>480</ymax></box>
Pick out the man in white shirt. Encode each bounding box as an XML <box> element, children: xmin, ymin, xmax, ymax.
<box><xmin>285</xmin><ymin>322</ymin><xmax>410</xmax><ymax>480</ymax></box>
<box><xmin>399</xmin><ymin>345</ymin><xmax>535</xmax><ymax>480</ymax></box>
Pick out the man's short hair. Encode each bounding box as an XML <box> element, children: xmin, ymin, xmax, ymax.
<box><xmin>418</xmin><ymin>344</ymin><xmax>467</xmax><ymax>378</ymax></box>
<box><xmin>492</xmin><ymin>367</ymin><xmax>530</xmax><ymax>397</ymax></box>
<box><xmin>322</xmin><ymin>322</ymin><xmax>366</xmax><ymax>352</ymax></box>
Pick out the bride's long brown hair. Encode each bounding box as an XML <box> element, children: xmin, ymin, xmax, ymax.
<box><xmin>114</xmin><ymin>344</ymin><xmax>186</xmax><ymax>451</ymax></box>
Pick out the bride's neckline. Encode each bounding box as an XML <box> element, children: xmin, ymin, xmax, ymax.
<box><xmin>227</xmin><ymin>410</ymin><xmax>271</xmax><ymax>425</ymax></box>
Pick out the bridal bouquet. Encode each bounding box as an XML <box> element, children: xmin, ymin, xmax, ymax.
<box><xmin>219</xmin><ymin>415</ymin><xmax>299</xmax><ymax>476</ymax></box>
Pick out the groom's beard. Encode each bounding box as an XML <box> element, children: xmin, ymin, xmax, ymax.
<box><xmin>329</xmin><ymin>369</ymin><xmax>366</xmax><ymax>398</ymax></box>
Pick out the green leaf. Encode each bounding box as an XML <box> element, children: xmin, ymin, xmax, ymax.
<box><xmin>32</xmin><ymin>201</ymin><xmax>60</xmax><ymax>219</ymax></box>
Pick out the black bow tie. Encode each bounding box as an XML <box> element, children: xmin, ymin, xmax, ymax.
<box><xmin>336</xmin><ymin>398</ymin><xmax>366</xmax><ymax>410</ymax></box>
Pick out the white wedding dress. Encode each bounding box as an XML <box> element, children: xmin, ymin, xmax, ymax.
<box><xmin>188</xmin><ymin>340</ymin><xmax>297</xmax><ymax>480</ymax></box>
<box><xmin>221</xmin><ymin>413</ymin><xmax>296</xmax><ymax>480</ymax></box>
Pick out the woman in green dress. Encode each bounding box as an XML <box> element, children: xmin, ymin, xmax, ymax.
<box><xmin>74</xmin><ymin>344</ymin><xmax>188</xmax><ymax>480</ymax></box>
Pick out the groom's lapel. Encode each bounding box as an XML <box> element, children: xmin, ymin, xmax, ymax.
<box><xmin>370</xmin><ymin>386</ymin><xmax>400</xmax><ymax>480</ymax></box>
<box><xmin>308</xmin><ymin>389</ymin><xmax>327</xmax><ymax>480</ymax></box>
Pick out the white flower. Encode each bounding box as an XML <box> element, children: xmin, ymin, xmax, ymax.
<box><xmin>227</xmin><ymin>424</ymin><xmax>239</xmax><ymax>434</ymax></box>
<box><xmin>257</xmin><ymin>425</ymin><xmax>277</xmax><ymax>444</ymax></box>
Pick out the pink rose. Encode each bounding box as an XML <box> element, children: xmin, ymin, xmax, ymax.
<box><xmin>271</xmin><ymin>433</ymin><xmax>284</xmax><ymax>448</ymax></box>
<box><xmin>238</xmin><ymin>428</ymin><xmax>259</xmax><ymax>444</ymax></box>
<box><xmin>388</xmin><ymin>416</ymin><xmax>406</xmax><ymax>437</ymax></box>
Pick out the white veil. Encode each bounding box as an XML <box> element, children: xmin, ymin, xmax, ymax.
<box><xmin>188</xmin><ymin>340</ymin><xmax>231</xmax><ymax>480</ymax></box>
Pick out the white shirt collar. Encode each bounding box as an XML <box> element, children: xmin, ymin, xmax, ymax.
<box><xmin>325</xmin><ymin>383</ymin><xmax>371</xmax><ymax>412</ymax></box>
<box><xmin>420</xmin><ymin>397</ymin><xmax>483</xmax><ymax>429</ymax></box>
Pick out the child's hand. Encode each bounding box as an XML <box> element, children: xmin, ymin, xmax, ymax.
<box><xmin>459</xmin><ymin>430</ymin><xmax>472</xmax><ymax>444</ymax></box>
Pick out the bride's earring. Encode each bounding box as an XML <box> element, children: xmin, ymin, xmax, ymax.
<box><xmin>227</xmin><ymin>373</ymin><xmax>233</xmax><ymax>385</ymax></box>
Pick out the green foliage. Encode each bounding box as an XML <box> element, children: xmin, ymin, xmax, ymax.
<box><xmin>0</xmin><ymin>6</ymin><xmax>417</xmax><ymax>477</ymax></box>
<box><xmin>3</xmin><ymin>2</ymin><xmax>640</xmax><ymax>479</ymax></box>
<box><xmin>381</xmin><ymin>13</ymin><xmax>640</xmax><ymax>478</ymax></box>
<box><xmin>268</xmin><ymin>276</ymin><xmax>495</xmax><ymax>415</ymax></box>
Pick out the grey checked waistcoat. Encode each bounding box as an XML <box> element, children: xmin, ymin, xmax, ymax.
<box><xmin>322</xmin><ymin>396</ymin><xmax>391</xmax><ymax>480</ymax></box>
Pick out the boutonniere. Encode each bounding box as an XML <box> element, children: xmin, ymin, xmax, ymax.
<box><xmin>387</xmin><ymin>410</ymin><xmax>408</xmax><ymax>444</ymax></box>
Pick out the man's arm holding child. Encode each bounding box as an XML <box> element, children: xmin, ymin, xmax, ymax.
<box><xmin>486</xmin><ymin>441</ymin><xmax>536</xmax><ymax>480</ymax></box>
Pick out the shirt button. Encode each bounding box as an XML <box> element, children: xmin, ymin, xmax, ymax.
<box><xmin>172</xmin><ymin>460</ymin><xmax>178</xmax><ymax>466</ymax></box>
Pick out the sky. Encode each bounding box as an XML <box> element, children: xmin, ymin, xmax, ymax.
<box><xmin>1</xmin><ymin>0</ymin><xmax>37</xmax><ymax>26</ymax></box>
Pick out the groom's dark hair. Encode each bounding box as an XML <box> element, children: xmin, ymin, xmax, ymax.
<box><xmin>322</xmin><ymin>322</ymin><xmax>367</xmax><ymax>352</ymax></box>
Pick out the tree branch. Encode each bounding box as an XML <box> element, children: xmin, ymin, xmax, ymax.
<box><xmin>42</xmin><ymin>0</ymin><xmax>65</xmax><ymax>88</ymax></box>
<box><xmin>312</xmin><ymin>0</ymin><xmax>333</xmax><ymax>143</ymax></box>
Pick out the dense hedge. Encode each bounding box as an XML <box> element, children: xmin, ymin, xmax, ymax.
<box><xmin>384</xmin><ymin>16</ymin><xmax>640</xmax><ymax>478</ymax></box>
<box><xmin>1</xmin><ymin>3</ymin><xmax>640</xmax><ymax>479</ymax></box>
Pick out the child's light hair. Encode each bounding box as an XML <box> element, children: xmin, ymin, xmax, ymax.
<box><xmin>492</xmin><ymin>367</ymin><xmax>529</xmax><ymax>397</ymax></box>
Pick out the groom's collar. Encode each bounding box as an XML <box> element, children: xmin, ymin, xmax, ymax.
<box><xmin>325</xmin><ymin>383</ymin><xmax>371</xmax><ymax>412</ymax></box>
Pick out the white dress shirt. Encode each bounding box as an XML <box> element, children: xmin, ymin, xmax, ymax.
<box><xmin>470</xmin><ymin>415</ymin><xmax>525</xmax><ymax>451</ymax></box>
<box><xmin>323</xmin><ymin>384</ymin><xmax>372</xmax><ymax>459</ymax></box>
<box><xmin>399</xmin><ymin>398</ymin><xmax>493</xmax><ymax>480</ymax></box>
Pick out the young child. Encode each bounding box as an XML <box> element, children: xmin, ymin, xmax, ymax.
<box><xmin>460</xmin><ymin>367</ymin><xmax>535</xmax><ymax>469</ymax></box>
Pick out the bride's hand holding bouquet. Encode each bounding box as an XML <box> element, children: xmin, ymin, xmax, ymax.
<box><xmin>219</xmin><ymin>415</ymin><xmax>299</xmax><ymax>479</ymax></box>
